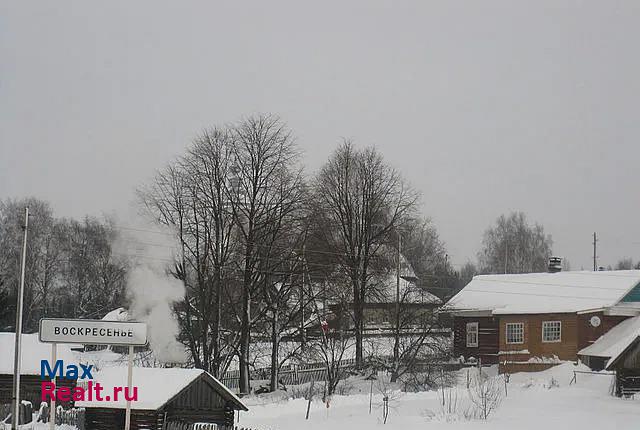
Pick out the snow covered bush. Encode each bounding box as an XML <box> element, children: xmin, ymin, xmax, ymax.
<box><xmin>466</xmin><ymin>373</ymin><xmax>503</xmax><ymax>420</ymax></box>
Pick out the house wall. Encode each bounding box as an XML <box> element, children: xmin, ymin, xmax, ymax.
<box><xmin>498</xmin><ymin>313</ymin><xmax>577</xmax><ymax>373</ymax></box>
<box><xmin>84</xmin><ymin>408</ymin><xmax>163</xmax><ymax>430</ymax></box>
<box><xmin>0</xmin><ymin>374</ymin><xmax>75</xmax><ymax>410</ymax></box>
<box><xmin>453</xmin><ymin>316</ymin><xmax>499</xmax><ymax>364</ymax></box>
<box><xmin>577</xmin><ymin>311</ymin><xmax>629</xmax><ymax>351</ymax></box>
<box><xmin>163</xmin><ymin>375</ymin><xmax>235</xmax><ymax>427</ymax></box>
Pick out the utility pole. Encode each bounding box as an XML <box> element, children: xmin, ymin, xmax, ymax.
<box><xmin>300</xmin><ymin>244</ymin><xmax>306</xmax><ymax>346</ymax></box>
<box><xmin>11</xmin><ymin>207</ymin><xmax>29</xmax><ymax>430</ymax></box>
<box><xmin>392</xmin><ymin>232</ymin><xmax>401</xmax><ymax>382</ymax></box>
<box><xmin>504</xmin><ymin>242</ymin><xmax>508</xmax><ymax>274</ymax></box>
<box><xmin>593</xmin><ymin>232</ymin><xmax>598</xmax><ymax>271</ymax></box>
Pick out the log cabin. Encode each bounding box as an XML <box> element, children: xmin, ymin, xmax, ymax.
<box><xmin>445</xmin><ymin>267</ymin><xmax>640</xmax><ymax>373</ymax></box>
<box><xmin>0</xmin><ymin>332</ymin><xmax>77</xmax><ymax>414</ymax></box>
<box><xmin>76</xmin><ymin>367</ymin><xmax>248</xmax><ymax>430</ymax></box>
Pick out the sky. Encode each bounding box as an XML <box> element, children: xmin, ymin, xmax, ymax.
<box><xmin>1</xmin><ymin>1</ymin><xmax>639</xmax><ymax>270</ymax></box>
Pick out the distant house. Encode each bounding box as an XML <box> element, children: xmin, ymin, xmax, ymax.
<box><xmin>326</xmin><ymin>252</ymin><xmax>442</xmax><ymax>332</ymax></box>
<box><xmin>446</xmin><ymin>269</ymin><xmax>640</xmax><ymax>373</ymax></box>
<box><xmin>0</xmin><ymin>332</ymin><xmax>77</xmax><ymax>410</ymax></box>
<box><xmin>76</xmin><ymin>367</ymin><xmax>247</xmax><ymax>430</ymax></box>
<box><xmin>579</xmin><ymin>315</ymin><xmax>640</xmax><ymax>397</ymax></box>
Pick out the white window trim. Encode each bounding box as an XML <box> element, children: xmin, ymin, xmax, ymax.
<box><xmin>466</xmin><ymin>322</ymin><xmax>479</xmax><ymax>348</ymax></box>
<box><xmin>505</xmin><ymin>322</ymin><xmax>524</xmax><ymax>344</ymax></box>
<box><xmin>542</xmin><ymin>320</ymin><xmax>562</xmax><ymax>343</ymax></box>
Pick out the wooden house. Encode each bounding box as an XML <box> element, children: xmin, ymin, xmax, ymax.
<box><xmin>76</xmin><ymin>367</ymin><xmax>248</xmax><ymax>430</ymax></box>
<box><xmin>326</xmin><ymin>250</ymin><xmax>442</xmax><ymax>333</ymax></box>
<box><xmin>445</xmin><ymin>269</ymin><xmax>640</xmax><ymax>373</ymax></box>
<box><xmin>0</xmin><ymin>332</ymin><xmax>77</xmax><ymax>412</ymax></box>
<box><xmin>579</xmin><ymin>315</ymin><xmax>640</xmax><ymax>397</ymax></box>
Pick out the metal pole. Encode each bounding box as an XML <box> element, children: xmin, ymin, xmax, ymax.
<box><xmin>11</xmin><ymin>207</ymin><xmax>29</xmax><ymax>430</ymax></box>
<box><xmin>393</xmin><ymin>233</ymin><xmax>401</xmax><ymax>376</ymax></box>
<box><xmin>49</xmin><ymin>343</ymin><xmax>57</xmax><ymax>430</ymax></box>
<box><xmin>593</xmin><ymin>232</ymin><xmax>597</xmax><ymax>271</ymax></box>
<box><xmin>125</xmin><ymin>345</ymin><xmax>134</xmax><ymax>430</ymax></box>
<box><xmin>504</xmin><ymin>242</ymin><xmax>508</xmax><ymax>274</ymax></box>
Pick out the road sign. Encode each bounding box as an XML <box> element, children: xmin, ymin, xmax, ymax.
<box><xmin>39</xmin><ymin>318</ymin><xmax>147</xmax><ymax>346</ymax></box>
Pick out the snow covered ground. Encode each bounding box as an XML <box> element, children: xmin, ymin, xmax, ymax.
<box><xmin>239</xmin><ymin>363</ymin><xmax>640</xmax><ymax>430</ymax></box>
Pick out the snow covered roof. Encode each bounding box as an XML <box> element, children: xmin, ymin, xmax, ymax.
<box><xmin>0</xmin><ymin>332</ymin><xmax>76</xmax><ymax>375</ymax></box>
<box><xmin>578</xmin><ymin>316</ymin><xmax>640</xmax><ymax>368</ymax></box>
<box><xmin>101</xmin><ymin>307</ymin><xmax>129</xmax><ymax>321</ymax></box>
<box><xmin>75</xmin><ymin>366</ymin><xmax>247</xmax><ymax>411</ymax></box>
<box><xmin>446</xmin><ymin>270</ymin><xmax>640</xmax><ymax>315</ymax></box>
<box><xmin>369</xmin><ymin>247</ymin><xmax>441</xmax><ymax>305</ymax></box>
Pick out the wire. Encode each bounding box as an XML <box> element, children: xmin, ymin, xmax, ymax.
<box><xmin>113</xmin><ymin>225</ymin><xmax>464</xmax><ymax>266</ymax></box>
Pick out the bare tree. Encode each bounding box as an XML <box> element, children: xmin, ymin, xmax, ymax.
<box><xmin>467</xmin><ymin>373</ymin><xmax>503</xmax><ymax>420</ymax></box>
<box><xmin>139</xmin><ymin>129</ymin><xmax>239</xmax><ymax>378</ymax></box>
<box><xmin>313</xmin><ymin>141</ymin><xmax>419</xmax><ymax>367</ymax></box>
<box><xmin>226</xmin><ymin>114</ymin><xmax>305</xmax><ymax>394</ymax></box>
<box><xmin>478</xmin><ymin>212</ymin><xmax>552</xmax><ymax>274</ymax></box>
<box><xmin>615</xmin><ymin>257</ymin><xmax>634</xmax><ymax>270</ymax></box>
<box><xmin>0</xmin><ymin>198</ymin><xmax>127</xmax><ymax>330</ymax></box>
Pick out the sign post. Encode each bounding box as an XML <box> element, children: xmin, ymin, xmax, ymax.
<box><xmin>124</xmin><ymin>345</ymin><xmax>134</xmax><ymax>430</ymax></box>
<box><xmin>49</xmin><ymin>343</ymin><xmax>56</xmax><ymax>430</ymax></box>
<box><xmin>39</xmin><ymin>318</ymin><xmax>147</xmax><ymax>430</ymax></box>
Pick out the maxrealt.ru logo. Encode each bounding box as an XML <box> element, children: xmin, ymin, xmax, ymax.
<box><xmin>40</xmin><ymin>360</ymin><xmax>138</xmax><ymax>402</ymax></box>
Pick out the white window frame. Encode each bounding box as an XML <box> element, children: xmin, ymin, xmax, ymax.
<box><xmin>505</xmin><ymin>322</ymin><xmax>524</xmax><ymax>344</ymax></box>
<box><xmin>542</xmin><ymin>320</ymin><xmax>562</xmax><ymax>343</ymax></box>
<box><xmin>466</xmin><ymin>322</ymin><xmax>479</xmax><ymax>348</ymax></box>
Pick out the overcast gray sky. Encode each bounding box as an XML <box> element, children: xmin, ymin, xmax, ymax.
<box><xmin>1</xmin><ymin>1</ymin><xmax>639</xmax><ymax>269</ymax></box>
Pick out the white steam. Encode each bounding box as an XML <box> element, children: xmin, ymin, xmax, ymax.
<box><xmin>127</xmin><ymin>265</ymin><xmax>187</xmax><ymax>363</ymax></box>
<box><xmin>113</xmin><ymin>218</ymin><xmax>187</xmax><ymax>364</ymax></box>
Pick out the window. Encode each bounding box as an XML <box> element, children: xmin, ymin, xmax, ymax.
<box><xmin>542</xmin><ymin>321</ymin><xmax>562</xmax><ymax>342</ymax></box>
<box><xmin>506</xmin><ymin>322</ymin><xmax>524</xmax><ymax>344</ymax></box>
<box><xmin>466</xmin><ymin>322</ymin><xmax>479</xmax><ymax>347</ymax></box>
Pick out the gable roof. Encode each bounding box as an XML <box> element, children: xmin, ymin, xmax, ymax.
<box><xmin>446</xmin><ymin>270</ymin><xmax>640</xmax><ymax>315</ymax></box>
<box><xmin>75</xmin><ymin>366</ymin><xmax>247</xmax><ymax>411</ymax></box>
<box><xmin>578</xmin><ymin>315</ymin><xmax>640</xmax><ymax>369</ymax></box>
<box><xmin>0</xmin><ymin>332</ymin><xmax>77</xmax><ymax>375</ymax></box>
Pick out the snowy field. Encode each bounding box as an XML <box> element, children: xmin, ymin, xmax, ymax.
<box><xmin>238</xmin><ymin>363</ymin><xmax>640</xmax><ymax>430</ymax></box>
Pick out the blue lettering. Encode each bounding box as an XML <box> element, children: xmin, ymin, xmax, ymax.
<box><xmin>41</xmin><ymin>359</ymin><xmax>63</xmax><ymax>380</ymax></box>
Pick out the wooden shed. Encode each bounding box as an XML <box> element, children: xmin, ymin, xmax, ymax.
<box><xmin>0</xmin><ymin>332</ymin><xmax>76</xmax><ymax>411</ymax></box>
<box><xmin>76</xmin><ymin>367</ymin><xmax>247</xmax><ymax>430</ymax></box>
<box><xmin>579</xmin><ymin>315</ymin><xmax>640</xmax><ymax>397</ymax></box>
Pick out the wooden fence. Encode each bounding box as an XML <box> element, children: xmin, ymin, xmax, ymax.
<box><xmin>221</xmin><ymin>359</ymin><xmax>357</xmax><ymax>390</ymax></box>
<box><xmin>57</xmin><ymin>406</ymin><xmax>85</xmax><ymax>428</ymax></box>
<box><xmin>166</xmin><ymin>423</ymin><xmax>268</xmax><ymax>430</ymax></box>
<box><xmin>221</xmin><ymin>357</ymin><xmax>465</xmax><ymax>390</ymax></box>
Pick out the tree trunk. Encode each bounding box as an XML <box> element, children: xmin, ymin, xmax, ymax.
<box><xmin>239</xmin><ymin>284</ymin><xmax>251</xmax><ymax>394</ymax></box>
<box><xmin>269</xmin><ymin>309</ymin><xmax>279</xmax><ymax>391</ymax></box>
<box><xmin>353</xmin><ymin>277</ymin><xmax>364</xmax><ymax>368</ymax></box>
<box><xmin>212</xmin><ymin>266</ymin><xmax>222</xmax><ymax>378</ymax></box>
<box><xmin>239</xmin><ymin>249</ymin><xmax>253</xmax><ymax>395</ymax></box>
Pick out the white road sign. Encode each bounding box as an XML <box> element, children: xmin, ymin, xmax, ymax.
<box><xmin>39</xmin><ymin>318</ymin><xmax>147</xmax><ymax>346</ymax></box>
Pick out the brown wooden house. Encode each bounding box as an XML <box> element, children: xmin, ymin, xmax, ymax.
<box><xmin>76</xmin><ymin>367</ymin><xmax>247</xmax><ymax>430</ymax></box>
<box><xmin>446</xmin><ymin>269</ymin><xmax>640</xmax><ymax>373</ymax></box>
<box><xmin>579</xmin><ymin>315</ymin><xmax>640</xmax><ymax>396</ymax></box>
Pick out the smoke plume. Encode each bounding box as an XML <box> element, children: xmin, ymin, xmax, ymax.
<box><xmin>113</xmin><ymin>219</ymin><xmax>187</xmax><ymax>364</ymax></box>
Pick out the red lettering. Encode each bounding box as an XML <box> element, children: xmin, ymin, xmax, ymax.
<box><xmin>94</xmin><ymin>382</ymin><xmax>104</xmax><ymax>401</ymax></box>
<box><xmin>72</xmin><ymin>387</ymin><xmax>85</xmax><ymax>401</ymax></box>
<box><xmin>41</xmin><ymin>381</ymin><xmax>56</xmax><ymax>401</ymax></box>
<box><xmin>124</xmin><ymin>387</ymin><xmax>138</xmax><ymax>402</ymax></box>
<box><xmin>57</xmin><ymin>386</ymin><xmax>71</xmax><ymax>402</ymax></box>
<box><xmin>113</xmin><ymin>386</ymin><xmax>123</xmax><ymax>401</ymax></box>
